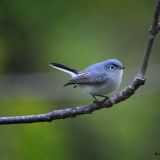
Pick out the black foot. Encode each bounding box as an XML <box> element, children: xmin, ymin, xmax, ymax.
<box><xmin>95</xmin><ymin>94</ymin><xmax>109</xmax><ymax>99</ymax></box>
<box><xmin>93</xmin><ymin>99</ymin><xmax>99</xmax><ymax>103</ymax></box>
<box><xmin>92</xmin><ymin>94</ymin><xmax>109</xmax><ymax>103</ymax></box>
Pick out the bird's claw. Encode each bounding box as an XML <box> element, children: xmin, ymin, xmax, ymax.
<box><xmin>93</xmin><ymin>96</ymin><xmax>109</xmax><ymax>104</ymax></box>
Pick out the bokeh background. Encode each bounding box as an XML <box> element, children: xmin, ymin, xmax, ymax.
<box><xmin>0</xmin><ymin>0</ymin><xmax>160</xmax><ymax>160</ymax></box>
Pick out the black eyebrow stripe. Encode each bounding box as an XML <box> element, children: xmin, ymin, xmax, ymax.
<box><xmin>111</xmin><ymin>63</ymin><xmax>120</xmax><ymax>68</ymax></box>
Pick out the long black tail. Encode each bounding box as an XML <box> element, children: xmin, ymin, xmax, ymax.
<box><xmin>50</xmin><ymin>63</ymin><xmax>79</xmax><ymax>76</ymax></box>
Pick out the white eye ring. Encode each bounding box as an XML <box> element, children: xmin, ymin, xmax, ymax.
<box><xmin>110</xmin><ymin>65</ymin><xmax>115</xmax><ymax>70</ymax></box>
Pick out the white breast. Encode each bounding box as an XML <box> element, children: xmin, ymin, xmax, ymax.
<box><xmin>79</xmin><ymin>69</ymin><xmax>123</xmax><ymax>96</ymax></box>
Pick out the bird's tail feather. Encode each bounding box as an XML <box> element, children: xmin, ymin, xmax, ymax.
<box><xmin>50</xmin><ymin>63</ymin><xmax>79</xmax><ymax>77</ymax></box>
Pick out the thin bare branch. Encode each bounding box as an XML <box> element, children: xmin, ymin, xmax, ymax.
<box><xmin>0</xmin><ymin>0</ymin><xmax>160</xmax><ymax>125</ymax></box>
<box><xmin>139</xmin><ymin>0</ymin><xmax>160</xmax><ymax>77</ymax></box>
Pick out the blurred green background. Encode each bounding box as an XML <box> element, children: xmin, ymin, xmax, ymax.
<box><xmin>0</xmin><ymin>0</ymin><xmax>160</xmax><ymax>160</ymax></box>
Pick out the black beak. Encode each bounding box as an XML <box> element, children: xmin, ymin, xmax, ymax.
<box><xmin>121</xmin><ymin>66</ymin><xmax>126</xmax><ymax>69</ymax></box>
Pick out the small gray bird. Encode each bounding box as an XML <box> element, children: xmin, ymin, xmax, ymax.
<box><xmin>50</xmin><ymin>59</ymin><xmax>125</xmax><ymax>101</ymax></box>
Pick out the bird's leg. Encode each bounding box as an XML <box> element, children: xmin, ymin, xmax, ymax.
<box><xmin>92</xmin><ymin>94</ymin><xmax>100</xmax><ymax>103</ymax></box>
<box><xmin>92</xmin><ymin>94</ymin><xmax>109</xmax><ymax>103</ymax></box>
<box><xmin>95</xmin><ymin>94</ymin><xmax>109</xmax><ymax>99</ymax></box>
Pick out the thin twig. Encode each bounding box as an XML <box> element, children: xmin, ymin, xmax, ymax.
<box><xmin>0</xmin><ymin>0</ymin><xmax>160</xmax><ymax>125</ymax></box>
<box><xmin>139</xmin><ymin>0</ymin><xmax>160</xmax><ymax>77</ymax></box>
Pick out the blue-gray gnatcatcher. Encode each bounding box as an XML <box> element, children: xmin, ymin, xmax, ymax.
<box><xmin>50</xmin><ymin>59</ymin><xmax>125</xmax><ymax>101</ymax></box>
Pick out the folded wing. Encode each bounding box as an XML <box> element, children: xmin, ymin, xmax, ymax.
<box><xmin>64</xmin><ymin>72</ymin><xmax>105</xmax><ymax>86</ymax></box>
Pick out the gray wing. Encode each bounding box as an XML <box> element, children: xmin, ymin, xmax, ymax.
<box><xmin>64</xmin><ymin>72</ymin><xmax>105</xmax><ymax>86</ymax></box>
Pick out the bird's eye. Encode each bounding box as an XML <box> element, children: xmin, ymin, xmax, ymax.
<box><xmin>110</xmin><ymin>65</ymin><xmax>115</xmax><ymax>70</ymax></box>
